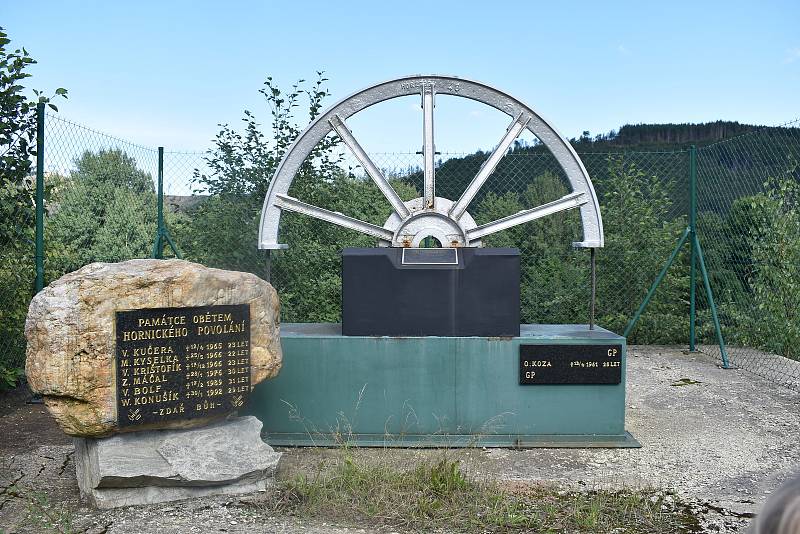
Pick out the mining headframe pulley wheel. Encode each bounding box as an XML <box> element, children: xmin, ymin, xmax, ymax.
<box><xmin>258</xmin><ymin>74</ymin><xmax>604</xmax><ymax>250</ymax></box>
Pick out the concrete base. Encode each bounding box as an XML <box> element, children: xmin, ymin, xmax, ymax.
<box><xmin>247</xmin><ymin>323</ymin><xmax>636</xmax><ymax>448</ymax></box>
<box><xmin>74</xmin><ymin>416</ymin><xmax>281</xmax><ymax>508</ymax></box>
<box><xmin>264</xmin><ymin>431</ymin><xmax>641</xmax><ymax>448</ymax></box>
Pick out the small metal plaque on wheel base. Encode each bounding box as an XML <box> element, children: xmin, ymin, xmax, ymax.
<box><xmin>520</xmin><ymin>344</ymin><xmax>623</xmax><ymax>385</ymax></box>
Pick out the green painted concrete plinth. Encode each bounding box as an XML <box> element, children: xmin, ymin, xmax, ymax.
<box><xmin>245</xmin><ymin>324</ymin><xmax>639</xmax><ymax>448</ymax></box>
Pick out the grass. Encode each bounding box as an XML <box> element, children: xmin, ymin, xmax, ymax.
<box><xmin>264</xmin><ymin>453</ymin><xmax>701</xmax><ymax>533</ymax></box>
<box><xmin>0</xmin><ymin>484</ymin><xmax>76</xmax><ymax>534</ymax></box>
<box><xmin>670</xmin><ymin>377</ymin><xmax>702</xmax><ymax>387</ymax></box>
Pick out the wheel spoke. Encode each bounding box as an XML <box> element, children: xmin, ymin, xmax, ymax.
<box><xmin>328</xmin><ymin>115</ymin><xmax>410</xmax><ymax>218</ymax></box>
<box><xmin>274</xmin><ymin>194</ymin><xmax>394</xmax><ymax>242</ymax></box>
<box><xmin>450</xmin><ymin>114</ymin><xmax>530</xmax><ymax>221</ymax></box>
<box><xmin>422</xmin><ymin>85</ymin><xmax>435</xmax><ymax>209</ymax></box>
<box><xmin>466</xmin><ymin>192</ymin><xmax>587</xmax><ymax>242</ymax></box>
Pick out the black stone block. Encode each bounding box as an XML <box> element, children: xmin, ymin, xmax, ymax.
<box><xmin>341</xmin><ymin>247</ymin><xmax>520</xmax><ymax>337</ymax></box>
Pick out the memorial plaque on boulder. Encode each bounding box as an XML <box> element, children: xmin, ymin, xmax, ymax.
<box><xmin>24</xmin><ymin>259</ymin><xmax>284</xmax><ymax>508</ymax></box>
<box><xmin>115</xmin><ymin>304</ymin><xmax>251</xmax><ymax>427</ymax></box>
<box><xmin>25</xmin><ymin>259</ymin><xmax>282</xmax><ymax>437</ymax></box>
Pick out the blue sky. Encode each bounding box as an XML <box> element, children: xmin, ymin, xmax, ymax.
<box><xmin>4</xmin><ymin>0</ymin><xmax>799</xmax><ymax>153</ymax></box>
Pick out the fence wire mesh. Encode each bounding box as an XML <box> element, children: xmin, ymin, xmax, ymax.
<box><xmin>43</xmin><ymin>114</ymin><xmax>159</xmax><ymax>276</ymax></box>
<box><xmin>267</xmin><ymin>148</ymin><xmax>690</xmax><ymax>340</ymax></box>
<box><xmin>696</xmin><ymin>119</ymin><xmax>800</xmax><ymax>389</ymax></box>
<box><xmin>0</xmin><ymin>128</ymin><xmax>37</xmax><ymax>382</ymax></box>
<box><xmin>2</xmin><ymin>112</ymin><xmax>799</xmax><ymax>391</ymax></box>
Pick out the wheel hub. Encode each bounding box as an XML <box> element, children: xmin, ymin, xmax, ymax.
<box><xmin>382</xmin><ymin>197</ymin><xmax>479</xmax><ymax>248</ymax></box>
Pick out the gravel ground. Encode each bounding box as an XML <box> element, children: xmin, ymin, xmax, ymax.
<box><xmin>1</xmin><ymin>345</ymin><xmax>798</xmax><ymax>533</ymax></box>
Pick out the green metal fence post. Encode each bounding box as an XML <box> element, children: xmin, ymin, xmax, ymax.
<box><xmin>623</xmin><ymin>226</ymin><xmax>691</xmax><ymax>338</ymax></box>
<box><xmin>35</xmin><ymin>102</ymin><xmax>45</xmax><ymax>292</ymax></box>
<box><xmin>689</xmin><ymin>145</ymin><xmax>697</xmax><ymax>351</ymax></box>
<box><xmin>693</xmin><ymin>233</ymin><xmax>731</xmax><ymax>368</ymax></box>
<box><xmin>150</xmin><ymin>148</ymin><xmax>182</xmax><ymax>260</ymax></box>
<box><xmin>152</xmin><ymin>147</ymin><xmax>165</xmax><ymax>259</ymax></box>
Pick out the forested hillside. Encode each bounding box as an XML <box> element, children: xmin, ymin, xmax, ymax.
<box><xmin>407</xmin><ymin>121</ymin><xmax>799</xmax><ymax>219</ymax></box>
<box><xmin>570</xmin><ymin>120</ymin><xmax>759</xmax><ymax>150</ymax></box>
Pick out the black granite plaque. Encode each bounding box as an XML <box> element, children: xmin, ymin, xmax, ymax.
<box><xmin>342</xmin><ymin>247</ymin><xmax>520</xmax><ymax>336</ymax></box>
<box><xmin>115</xmin><ymin>304</ymin><xmax>250</xmax><ymax>427</ymax></box>
<box><xmin>519</xmin><ymin>344</ymin><xmax>622</xmax><ymax>385</ymax></box>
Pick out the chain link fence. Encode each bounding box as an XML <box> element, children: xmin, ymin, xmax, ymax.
<box><xmin>285</xmin><ymin>148</ymin><xmax>690</xmax><ymax>341</ymax></box>
<box><xmin>0</xmin><ymin>138</ymin><xmax>37</xmax><ymax>384</ymax></box>
<box><xmin>42</xmin><ymin>114</ymin><xmax>159</xmax><ymax>278</ymax></box>
<box><xmin>2</xmin><ymin>113</ymin><xmax>798</xmax><ymax>391</ymax></box>
<box><xmin>696</xmin><ymin>119</ymin><xmax>800</xmax><ymax>389</ymax></box>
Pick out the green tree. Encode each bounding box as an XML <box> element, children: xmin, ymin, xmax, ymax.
<box><xmin>1</xmin><ymin>27</ymin><xmax>66</xmax><ymax>235</ymax></box>
<box><xmin>744</xmin><ymin>167</ymin><xmax>800</xmax><ymax>359</ymax></box>
<box><xmin>182</xmin><ymin>72</ymin><xmax>343</xmax><ymax>284</ymax></box>
<box><xmin>47</xmin><ymin>149</ymin><xmax>157</xmax><ymax>275</ymax></box>
<box><xmin>473</xmin><ymin>157</ymin><xmax>691</xmax><ymax>338</ymax></box>
<box><xmin>595</xmin><ymin>156</ymin><xmax>688</xmax><ymax>342</ymax></box>
<box><xmin>195</xmin><ymin>73</ymin><xmax>341</xmax><ymax>201</ymax></box>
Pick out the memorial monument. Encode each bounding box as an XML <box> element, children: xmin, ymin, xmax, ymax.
<box><xmin>248</xmin><ymin>75</ymin><xmax>638</xmax><ymax>447</ymax></box>
<box><xmin>25</xmin><ymin>259</ymin><xmax>283</xmax><ymax>507</ymax></box>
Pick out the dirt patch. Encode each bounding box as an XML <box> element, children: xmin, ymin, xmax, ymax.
<box><xmin>0</xmin><ymin>384</ymin><xmax>70</xmax><ymax>454</ymax></box>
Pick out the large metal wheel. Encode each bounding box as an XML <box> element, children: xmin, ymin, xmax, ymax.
<box><xmin>258</xmin><ymin>75</ymin><xmax>604</xmax><ymax>249</ymax></box>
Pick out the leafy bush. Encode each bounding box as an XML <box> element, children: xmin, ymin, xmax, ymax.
<box><xmin>743</xmin><ymin>168</ymin><xmax>800</xmax><ymax>359</ymax></box>
<box><xmin>473</xmin><ymin>158</ymin><xmax>688</xmax><ymax>342</ymax></box>
<box><xmin>0</xmin><ymin>27</ymin><xmax>65</xmax><ymax>388</ymax></box>
<box><xmin>46</xmin><ymin>149</ymin><xmax>158</xmax><ymax>276</ymax></box>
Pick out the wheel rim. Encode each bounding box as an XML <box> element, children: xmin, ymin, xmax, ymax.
<box><xmin>259</xmin><ymin>74</ymin><xmax>604</xmax><ymax>249</ymax></box>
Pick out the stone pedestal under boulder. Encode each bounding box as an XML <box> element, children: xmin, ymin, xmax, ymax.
<box><xmin>25</xmin><ymin>259</ymin><xmax>282</xmax><ymax>437</ymax></box>
<box><xmin>74</xmin><ymin>416</ymin><xmax>281</xmax><ymax>508</ymax></box>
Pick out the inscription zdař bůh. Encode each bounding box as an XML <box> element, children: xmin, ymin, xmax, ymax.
<box><xmin>116</xmin><ymin>304</ymin><xmax>250</xmax><ymax>427</ymax></box>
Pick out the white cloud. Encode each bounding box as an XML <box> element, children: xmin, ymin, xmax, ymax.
<box><xmin>784</xmin><ymin>47</ymin><xmax>800</xmax><ymax>64</ymax></box>
<box><xmin>617</xmin><ymin>44</ymin><xmax>631</xmax><ymax>56</ymax></box>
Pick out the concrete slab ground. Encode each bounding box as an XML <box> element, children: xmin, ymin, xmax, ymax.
<box><xmin>1</xmin><ymin>346</ymin><xmax>799</xmax><ymax>533</ymax></box>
